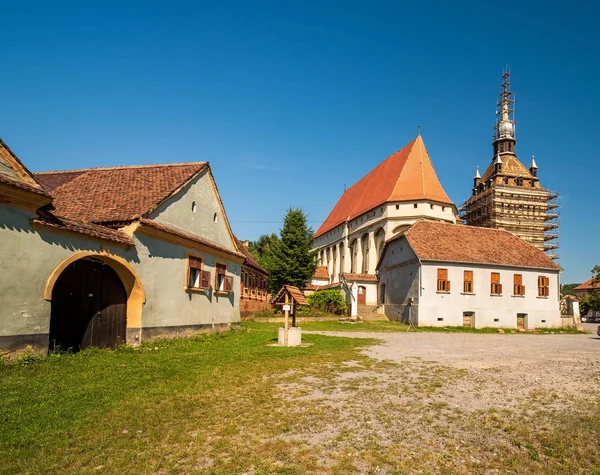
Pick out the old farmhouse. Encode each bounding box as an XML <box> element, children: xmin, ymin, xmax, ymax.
<box><xmin>0</xmin><ymin>139</ymin><xmax>245</xmax><ymax>354</ymax></box>
<box><xmin>377</xmin><ymin>221</ymin><xmax>562</xmax><ymax>328</ymax></box>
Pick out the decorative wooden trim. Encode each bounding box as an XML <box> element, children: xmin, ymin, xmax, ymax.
<box><xmin>136</xmin><ymin>221</ymin><xmax>244</xmax><ymax>264</ymax></box>
<box><xmin>0</xmin><ymin>181</ymin><xmax>52</xmax><ymax>211</ymax></box>
<box><xmin>0</xmin><ymin>141</ymin><xmax>41</xmax><ymax>187</ymax></box>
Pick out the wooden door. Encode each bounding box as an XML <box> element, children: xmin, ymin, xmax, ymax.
<box><xmin>50</xmin><ymin>259</ymin><xmax>126</xmax><ymax>352</ymax></box>
<box><xmin>517</xmin><ymin>314</ymin><xmax>526</xmax><ymax>330</ymax></box>
<box><xmin>358</xmin><ymin>286</ymin><xmax>366</xmax><ymax>305</ymax></box>
<box><xmin>462</xmin><ymin>312</ymin><xmax>474</xmax><ymax>327</ymax></box>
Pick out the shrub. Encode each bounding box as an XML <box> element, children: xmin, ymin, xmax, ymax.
<box><xmin>307</xmin><ymin>289</ymin><xmax>348</xmax><ymax>315</ymax></box>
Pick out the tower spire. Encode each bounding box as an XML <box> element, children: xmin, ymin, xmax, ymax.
<box><xmin>493</xmin><ymin>67</ymin><xmax>517</xmax><ymax>156</ymax></box>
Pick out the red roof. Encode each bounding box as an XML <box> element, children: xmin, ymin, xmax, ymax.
<box><xmin>315</xmin><ymin>136</ymin><xmax>453</xmax><ymax>237</ymax></box>
<box><xmin>32</xmin><ymin>211</ymin><xmax>133</xmax><ymax>245</ymax></box>
<box><xmin>342</xmin><ymin>273</ymin><xmax>378</xmax><ymax>282</ymax></box>
<box><xmin>35</xmin><ymin>163</ymin><xmax>207</xmax><ymax>223</ymax></box>
<box><xmin>383</xmin><ymin>220</ymin><xmax>561</xmax><ymax>271</ymax></box>
<box><xmin>313</xmin><ymin>266</ymin><xmax>329</xmax><ymax>279</ymax></box>
<box><xmin>574</xmin><ymin>278</ymin><xmax>600</xmax><ymax>292</ymax></box>
<box><xmin>234</xmin><ymin>236</ymin><xmax>268</xmax><ymax>275</ymax></box>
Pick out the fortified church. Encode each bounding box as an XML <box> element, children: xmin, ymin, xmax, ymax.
<box><xmin>311</xmin><ymin>72</ymin><xmax>562</xmax><ymax>328</ymax></box>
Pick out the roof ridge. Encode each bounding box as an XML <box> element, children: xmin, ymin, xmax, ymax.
<box><xmin>35</xmin><ymin>162</ymin><xmax>207</xmax><ymax>175</ymax></box>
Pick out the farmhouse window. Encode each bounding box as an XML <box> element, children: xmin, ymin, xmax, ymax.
<box><xmin>437</xmin><ymin>268</ymin><xmax>450</xmax><ymax>292</ymax></box>
<box><xmin>513</xmin><ymin>274</ymin><xmax>525</xmax><ymax>296</ymax></box>
<box><xmin>187</xmin><ymin>256</ymin><xmax>210</xmax><ymax>290</ymax></box>
<box><xmin>538</xmin><ymin>276</ymin><xmax>549</xmax><ymax>297</ymax></box>
<box><xmin>463</xmin><ymin>270</ymin><xmax>473</xmax><ymax>293</ymax></box>
<box><xmin>215</xmin><ymin>263</ymin><xmax>228</xmax><ymax>292</ymax></box>
<box><xmin>490</xmin><ymin>272</ymin><xmax>502</xmax><ymax>295</ymax></box>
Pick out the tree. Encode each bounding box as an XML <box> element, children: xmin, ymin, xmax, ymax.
<box><xmin>248</xmin><ymin>233</ymin><xmax>279</xmax><ymax>266</ymax></box>
<box><xmin>580</xmin><ymin>265</ymin><xmax>600</xmax><ymax>316</ymax></box>
<box><xmin>263</xmin><ymin>208</ymin><xmax>317</xmax><ymax>293</ymax></box>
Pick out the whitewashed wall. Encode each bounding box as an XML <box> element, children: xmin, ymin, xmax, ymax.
<box><xmin>419</xmin><ymin>262</ymin><xmax>561</xmax><ymax>328</ymax></box>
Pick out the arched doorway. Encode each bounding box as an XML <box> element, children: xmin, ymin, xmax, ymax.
<box><xmin>49</xmin><ymin>258</ymin><xmax>127</xmax><ymax>351</ymax></box>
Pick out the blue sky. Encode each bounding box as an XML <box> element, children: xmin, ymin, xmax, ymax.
<box><xmin>1</xmin><ymin>1</ymin><xmax>598</xmax><ymax>283</ymax></box>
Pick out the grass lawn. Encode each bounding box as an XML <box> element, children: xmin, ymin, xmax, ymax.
<box><xmin>0</xmin><ymin>326</ymin><xmax>378</xmax><ymax>473</ymax></box>
<box><xmin>1</xmin><ymin>324</ymin><xmax>598</xmax><ymax>474</ymax></box>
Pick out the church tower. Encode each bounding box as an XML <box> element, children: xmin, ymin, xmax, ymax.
<box><xmin>460</xmin><ymin>69</ymin><xmax>559</xmax><ymax>259</ymax></box>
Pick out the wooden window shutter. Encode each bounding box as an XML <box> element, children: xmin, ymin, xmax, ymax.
<box><xmin>491</xmin><ymin>272</ymin><xmax>500</xmax><ymax>283</ymax></box>
<box><xmin>201</xmin><ymin>270</ymin><xmax>211</xmax><ymax>289</ymax></box>
<box><xmin>225</xmin><ymin>276</ymin><xmax>233</xmax><ymax>292</ymax></box>
<box><xmin>189</xmin><ymin>256</ymin><xmax>202</xmax><ymax>269</ymax></box>
<box><xmin>437</xmin><ymin>269</ymin><xmax>448</xmax><ymax>280</ymax></box>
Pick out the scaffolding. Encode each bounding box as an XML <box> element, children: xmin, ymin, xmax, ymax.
<box><xmin>460</xmin><ymin>186</ymin><xmax>560</xmax><ymax>261</ymax></box>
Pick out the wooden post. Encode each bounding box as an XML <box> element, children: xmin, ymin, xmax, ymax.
<box><xmin>284</xmin><ymin>292</ymin><xmax>289</xmax><ymax>346</ymax></box>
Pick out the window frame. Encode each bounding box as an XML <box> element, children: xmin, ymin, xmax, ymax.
<box><xmin>463</xmin><ymin>270</ymin><xmax>473</xmax><ymax>294</ymax></box>
<box><xmin>185</xmin><ymin>254</ymin><xmax>210</xmax><ymax>292</ymax></box>
<box><xmin>437</xmin><ymin>268</ymin><xmax>451</xmax><ymax>293</ymax></box>
<box><xmin>513</xmin><ymin>274</ymin><xmax>525</xmax><ymax>296</ymax></box>
<box><xmin>490</xmin><ymin>272</ymin><xmax>502</xmax><ymax>295</ymax></box>
<box><xmin>538</xmin><ymin>275</ymin><xmax>550</xmax><ymax>297</ymax></box>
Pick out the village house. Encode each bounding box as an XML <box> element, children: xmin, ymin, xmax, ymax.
<box><xmin>235</xmin><ymin>237</ymin><xmax>270</xmax><ymax>318</ymax></box>
<box><xmin>312</xmin><ymin>134</ymin><xmax>457</xmax><ymax>312</ymax></box>
<box><xmin>0</xmin><ymin>138</ymin><xmax>244</xmax><ymax>354</ymax></box>
<box><xmin>377</xmin><ymin>221</ymin><xmax>562</xmax><ymax>329</ymax></box>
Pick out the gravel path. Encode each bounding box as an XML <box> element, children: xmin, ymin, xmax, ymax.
<box><xmin>307</xmin><ymin>330</ymin><xmax>600</xmax><ymax>369</ymax></box>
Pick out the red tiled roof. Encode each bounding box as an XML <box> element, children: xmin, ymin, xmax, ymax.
<box><xmin>315</xmin><ymin>136</ymin><xmax>453</xmax><ymax>237</ymax></box>
<box><xmin>574</xmin><ymin>278</ymin><xmax>600</xmax><ymax>292</ymax></box>
<box><xmin>271</xmin><ymin>285</ymin><xmax>310</xmax><ymax>306</ymax></box>
<box><xmin>313</xmin><ymin>266</ymin><xmax>329</xmax><ymax>279</ymax></box>
<box><xmin>34</xmin><ymin>163</ymin><xmax>207</xmax><ymax>223</ymax></box>
<box><xmin>32</xmin><ymin>211</ymin><xmax>133</xmax><ymax>245</ymax></box>
<box><xmin>342</xmin><ymin>273</ymin><xmax>378</xmax><ymax>282</ymax></box>
<box><xmin>138</xmin><ymin>219</ymin><xmax>244</xmax><ymax>259</ymax></box>
<box><xmin>233</xmin><ymin>236</ymin><xmax>268</xmax><ymax>275</ymax></box>
<box><xmin>388</xmin><ymin>220</ymin><xmax>561</xmax><ymax>271</ymax></box>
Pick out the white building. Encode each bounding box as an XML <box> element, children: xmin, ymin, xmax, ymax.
<box><xmin>312</xmin><ymin>135</ymin><xmax>456</xmax><ymax>309</ymax></box>
<box><xmin>377</xmin><ymin>221</ymin><xmax>562</xmax><ymax>329</ymax></box>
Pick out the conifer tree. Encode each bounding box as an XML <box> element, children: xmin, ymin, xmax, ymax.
<box><xmin>265</xmin><ymin>208</ymin><xmax>317</xmax><ymax>293</ymax></box>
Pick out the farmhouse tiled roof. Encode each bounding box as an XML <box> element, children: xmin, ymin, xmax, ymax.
<box><xmin>139</xmin><ymin>219</ymin><xmax>245</xmax><ymax>259</ymax></box>
<box><xmin>34</xmin><ymin>162</ymin><xmax>208</xmax><ymax>223</ymax></box>
<box><xmin>304</xmin><ymin>282</ymin><xmax>343</xmax><ymax>291</ymax></box>
<box><xmin>574</xmin><ymin>278</ymin><xmax>600</xmax><ymax>292</ymax></box>
<box><xmin>387</xmin><ymin>221</ymin><xmax>561</xmax><ymax>271</ymax></box>
<box><xmin>233</xmin><ymin>236</ymin><xmax>268</xmax><ymax>274</ymax></box>
<box><xmin>315</xmin><ymin>135</ymin><xmax>453</xmax><ymax>237</ymax></box>
<box><xmin>313</xmin><ymin>266</ymin><xmax>329</xmax><ymax>279</ymax></box>
<box><xmin>32</xmin><ymin>211</ymin><xmax>133</xmax><ymax>245</ymax></box>
<box><xmin>343</xmin><ymin>272</ymin><xmax>378</xmax><ymax>282</ymax></box>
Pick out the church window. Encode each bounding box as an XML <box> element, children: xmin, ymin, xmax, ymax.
<box><xmin>437</xmin><ymin>269</ymin><xmax>450</xmax><ymax>292</ymax></box>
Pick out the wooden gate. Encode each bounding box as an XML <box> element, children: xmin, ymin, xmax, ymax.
<box><xmin>358</xmin><ymin>286</ymin><xmax>366</xmax><ymax>305</ymax></box>
<box><xmin>49</xmin><ymin>258</ymin><xmax>127</xmax><ymax>351</ymax></box>
<box><xmin>517</xmin><ymin>314</ymin><xmax>527</xmax><ymax>330</ymax></box>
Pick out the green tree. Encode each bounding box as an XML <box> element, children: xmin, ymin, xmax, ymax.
<box><xmin>580</xmin><ymin>265</ymin><xmax>600</xmax><ymax>316</ymax></box>
<box><xmin>560</xmin><ymin>283</ymin><xmax>580</xmax><ymax>297</ymax></box>
<box><xmin>307</xmin><ymin>289</ymin><xmax>348</xmax><ymax>315</ymax></box>
<box><xmin>248</xmin><ymin>233</ymin><xmax>279</xmax><ymax>266</ymax></box>
<box><xmin>264</xmin><ymin>208</ymin><xmax>317</xmax><ymax>293</ymax></box>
